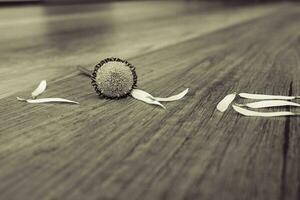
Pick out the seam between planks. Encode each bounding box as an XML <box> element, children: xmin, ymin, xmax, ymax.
<box><xmin>280</xmin><ymin>81</ymin><xmax>293</xmax><ymax>200</ymax></box>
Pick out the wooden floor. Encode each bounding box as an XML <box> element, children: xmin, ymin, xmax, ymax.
<box><xmin>0</xmin><ymin>1</ymin><xmax>299</xmax><ymax>200</ymax></box>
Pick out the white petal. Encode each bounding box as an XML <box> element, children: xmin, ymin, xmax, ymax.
<box><xmin>216</xmin><ymin>93</ymin><xmax>236</xmax><ymax>112</ymax></box>
<box><xmin>236</xmin><ymin>100</ymin><xmax>300</xmax><ymax>109</ymax></box>
<box><xmin>239</xmin><ymin>93</ymin><xmax>298</xmax><ymax>100</ymax></box>
<box><xmin>16</xmin><ymin>97</ymin><xmax>27</xmax><ymax>102</ymax></box>
<box><xmin>131</xmin><ymin>89</ymin><xmax>166</xmax><ymax>109</ymax></box>
<box><xmin>232</xmin><ymin>105</ymin><xmax>297</xmax><ymax>117</ymax></box>
<box><xmin>17</xmin><ymin>97</ymin><xmax>79</xmax><ymax>104</ymax></box>
<box><xmin>154</xmin><ymin>88</ymin><xmax>189</xmax><ymax>102</ymax></box>
<box><xmin>31</xmin><ymin>80</ymin><xmax>47</xmax><ymax>99</ymax></box>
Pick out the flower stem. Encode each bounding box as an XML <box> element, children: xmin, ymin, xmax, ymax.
<box><xmin>77</xmin><ymin>66</ymin><xmax>92</xmax><ymax>77</ymax></box>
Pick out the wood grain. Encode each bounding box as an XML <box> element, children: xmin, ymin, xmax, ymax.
<box><xmin>0</xmin><ymin>1</ymin><xmax>299</xmax><ymax>200</ymax></box>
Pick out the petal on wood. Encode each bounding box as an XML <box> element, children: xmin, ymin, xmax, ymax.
<box><xmin>154</xmin><ymin>88</ymin><xmax>189</xmax><ymax>102</ymax></box>
<box><xmin>131</xmin><ymin>89</ymin><xmax>166</xmax><ymax>109</ymax></box>
<box><xmin>16</xmin><ymin>97</ymin><xmax>27</xmax><ymax>102</ymax></box>
<box><xmin>31</xmin><ymin>80</ymin><xmax>47</xmax><ymax>99</ymax></box>
<box><xmin>236</xmin><ymin>100</ymin><xmax>300</xmax><ymax>109</ymax></box>
<box><xmin>17</xmin><ymin>97</ymin><xmax>79</xmax><ymax>104</ymax></box>
<box><xmin>232</xmin><ymin>105</ymin><xmax>297</xmax><ymax>117</ymax></box>
<box><xmin>216</xmin><ymin>93</ymin><xmax>236</xmax><ymax>112</ymax></box>
<box><xmin>239</xmin><ymin>93</ymin><xmax>297</xmax><ymax>100</ymax></box>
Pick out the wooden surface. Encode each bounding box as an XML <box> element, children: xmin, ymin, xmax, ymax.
<box><xmin>0</xmin><ymin>1</ymin><xmax>299</xmax><ymax>200</ymax></box>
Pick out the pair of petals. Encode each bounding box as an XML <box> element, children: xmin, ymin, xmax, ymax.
<box><xmin>131</xmin><ymin>88</ymin><xmax>189</xmax><ymax>109</ymax></box>
<box><xmin>17</xmin><ymin>80</ymin><xmax>79</xmax><ymax>104</ymax></box>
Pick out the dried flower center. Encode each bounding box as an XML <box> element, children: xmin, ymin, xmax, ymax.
<box><xmin>95</xmin><ymin>61</ymin><xmax>134</xmax><ymax>98</ymax></box>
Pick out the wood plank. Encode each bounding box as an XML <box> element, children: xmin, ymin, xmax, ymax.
<box><xmin>0</xmin><ymin>1</ymin><xmax>299</xmax><ymax>200</ymax></box>
<box><xmin>0</xmin><ymin>1</ymin><xmax>280</xmax><ymax>98</ymax></box>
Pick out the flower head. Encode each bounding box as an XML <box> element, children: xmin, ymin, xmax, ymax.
<box><xmin>91</xmin><ymin>58</ymin><xmax>137</xmax><ymax>99</ymax></box>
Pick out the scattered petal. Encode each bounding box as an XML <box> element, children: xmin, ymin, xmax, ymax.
<box><xmin>232</xmin><ymin>105</ymin><xmax>297</xmax><ymax>117</ymax></box>
<box><xmin>236</xmin><ymin>100</ymin><xmax>300</xmax><ymax>109</ymax></box>
<box><xmin>16</xmin><ymin>97</ymin><xmax>27</xmax><ymax>102</ymax></box>
<box><xmin>131</xmin><ymin>89</ymin><xmax>166</xmax><ymax>109</ymax></box>
<box><xmin>239</xmin><ymin>93</ymin><xmax>299</xmax><ymax>100</ymax></box>
<box><xmin>17</xmin><ymin>97</ymin><xmax>79</xmax><ymax>104</ymax></box>
<box><xmin>154</xmin><ymin>88</ymin><xmax>189</xmax><ymax>102</ymax></box>
<box><xmin>31</xmin><ymin>80</ymin><xmax>47</xmax><ymax>99</ymax></box>
<box><xmin>216</xmin><ymin>93</ymin><xmax>236</xmax><ymax>112</ymax></box>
